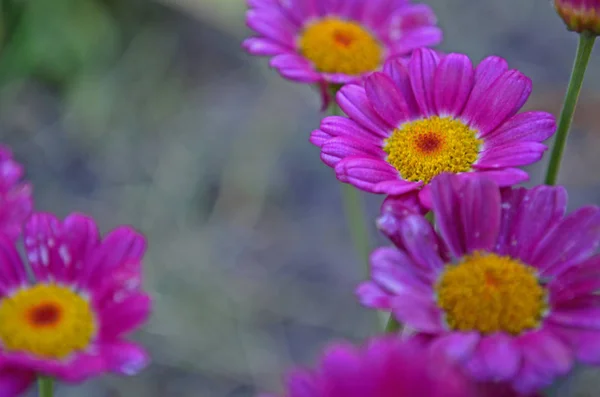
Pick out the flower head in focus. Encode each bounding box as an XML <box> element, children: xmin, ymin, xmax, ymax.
<box><xmin>243</xmin><ymin>0</ymin><xmax>442</xmax><ymax>107</ymax></box>
<box><xmin>311</xmin><ymin>49</ymin><xmax>556</xmax><ymax>207</ymax></box>
<box><xmin>358</xmin><ymin>173</ymin><xmax>600</xmax><ymax>393</ymax></box>
<box><xmin>0</xmin><ymin>145</ymin><xmax>33</xmax><ymax>241</ymax></box>
<box><xmin>0</xmin><ymin>213</ymin><xmax>151</xmax><ymax>395</ymax></box>
<box><xmin>261</xmin><ymin>336</ymin><xmax>533</xmax><ymax>397</ymax></box>
<box><xmin>555</xmin><ymin>0</ymin><xmax>600</xmax><ymax>35</ymax></box>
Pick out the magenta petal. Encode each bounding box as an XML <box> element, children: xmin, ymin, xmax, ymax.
<box><xmin>0</xmin><ymin>368</ymin><xmax>34</xmax><ymax>397</ymax></box>
<box><xmin>390</xmin><ymin>293</ymin><xmax>444</xmax><ymax>333</ymax></box>
<box><xmin>480</xmin><ymin>334</ymin><xmax>520</xmax><ymax>381</ymax></box>
<box><xmin>334</xmin><ymin>157</ymin><xmax>399</xmax><ymax>193</ymax></box>
<box><xmin>314</xmin><ymin>116</ymin><xmax>384</xmax><ymax>146</ymax></box>
<box><xmin>434</xmin><ymin>53</ymin><xmax>474</xmax><ymax>116</ymax></box>
<box><xmin>429</xmin><ymin>173</ymin><xmax>467</xmax><ymax>258</ymax></box>
<box><xmin>467</xmin><ymin>56</ymin><xmax>509</xmax><ymax>106</ymax></box>
<box><xmin>356</xmin><ymin>281</ymin><xmax>392</xmax><ymax>309</ymax></box>
<box><xmin>518</xmin><ymin>329</ymin><xmax>573</xmax><ymax>378</ymax></box>
<box><xmin>430</xmin><ymin>332</ymin><xmax>480</xmax><ymax>363</ymax></box>
<box><xmin>512</xmin><ymin>361</ymin><xmax>553</xmax><ymax>395</ymax></box>
<box><xmin>270</xmin><ymin>54</ymin><xmax>321</xmax><ymax>83</ymax></box>
<box><xmin>372</xmin><ymin>180</ymin><xmax>422</xmax><ymax>195</ymax></box>
<box><xmin>464</xmin><ymin>70</ymin><xmax>532</xmax><ymax>134</ymax></box>
<box><xmin>473</xmin><ymin>168</ymin><xmax>529</xmax><ymax>187</ymax></box>
<box><xmin>320</xmin><ymin>137</ymin><xmax>385</xmax><ymax>167</ymax></box>
<box><xmin>550</xmin><ymin>308</ymin><xmax>600</xmax><ymax>329</ymax></box>
<box><xmin>246</xmin><ymin>10</ymin><xmax>296</xmax><ymax>46</ymax></box>
<box><xmin>392</xmin><ymin>27</ymin><xmax>444</xmax><ymax>57</ymax></box>
<box><xmin>531</xmin><ymin>206</ymin><xmax>600</xmax><ymax>276</ymax></box>
<box><xmin>337</xmin><ymin>85</ymin><xmax>393</xmax><ymax>137</ymax></box>
<box><xmin>364</xmin><ymin>72</ymin><xmax>409</xmax><ymax>127</ymax></box>
<box><xmin>370</xmin><ymin>247</ymin><xmax>433</xmax><ymax>295</ymax></box>
<box><xmin>102</xmin><ymin>341</ymin><xmax>150</xmax><ymax>376</ymax></box>
<box><xmin>382</xmin><ymin>58</ymin><xmax>420</xmax><ymax>118</ymax></box>
<box><xmin>460</xmin><ymin>176</ymin><xmax>501</xmax><ymax>253</ymax></box>
<box><xmin>550</xmin><ymin>327</ymin><xmax>600</xmax><ymax>365</ymax></box>
<box><xmin>100</xmin><ymin>293</ymin><xmax>151</xmax><ymax>339</ymax></box>
<box><xmin>485</xmin><ymin>111</ymin><xmax>557</xmax><ymax>147</ymax></box>
<box><xmin>390</xmin><ymin>4</ymin><xmax>438</xmax><ymax>31</ymax></box>
<box><xmin>242</xmin><ymin>37</ymin><xmax>290</xmax><ymax>55</ymax></box>
<box><xmin>476</xmin><ymin>142</ymin><xmax>547</xmax><ymax>169</ymax></box>
<box><xmin>408</xmin><ymin>48</ymin><xmax>440</xmax><ymax>116</ymax></box>
<box><xmin>0</xmin><ymin>235</ymin><xmax>27</xmax><ymax>293</ymax></box>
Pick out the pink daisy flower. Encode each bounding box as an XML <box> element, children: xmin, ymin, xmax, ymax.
<box><xmin>311</xmin><ymin>48</ymin><xmax>556</xmax><ymax>206</ymax></box>
<box><xmin>243</xmin><ymin>0</ymin><xmax>442</xmax><ymax>106</ymax></box>
<box><xmin>0</xmin><ymin>145</ymin><xmax>33</xmax><ymax>241</ymax></box>
<box><xmin>357</xmin><ymin>173</ymin><xmax>600</xmax><ymax>393</ymax></box>
<box><xmin>262</xmin><ymin>336</ymin><xmax>537</xmax><ymax>397</ymax></box>
<box><xmin>0</xmin><ymin>213</ymin><xmax>151</xmax><ymax>396</ymax></box>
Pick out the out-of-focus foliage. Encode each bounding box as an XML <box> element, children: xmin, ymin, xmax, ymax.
<box><xmin>0</xmin><ymin>0</ymin><xmax>151</xmax><ymax>88</ymax></box>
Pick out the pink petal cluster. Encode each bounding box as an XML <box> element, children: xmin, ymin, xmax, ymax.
<box><xmin>0</xmin><ymin>213</ymin><xmax>151</xmax><ymax>395</ymax></box>
<box><xmin>358</xmin><ymin>173</ymin><xmax>600</xmax><ymax>393</ymax></box>
<box><xmin>0</xmin><ymin>146</ymin><xmax>33</xmax><ymax>241</ymax></box>
<box><xmin>311</xmin><ymin>48</ymin><xmax>556</xmax><ymax>207</ymax></box>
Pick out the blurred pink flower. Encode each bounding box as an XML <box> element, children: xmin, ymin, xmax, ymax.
<box><xmin>243</xmin><ymin>0</ymin><xmax>442</xmax><ymax>107</ymax></box>
<box><xmin>0</xmin><ymin>213</ymin><xmax>151</xmax><ymax>396</ymax></box>
<box><xmin>262</xmin><ymin>336</ymin><xmax>536</xmax><ymax>397</ymax></box>
<box><xmin>0</xmin><ymin>146</ymin><xmax>33</xmax><ymax>241</ymax></box>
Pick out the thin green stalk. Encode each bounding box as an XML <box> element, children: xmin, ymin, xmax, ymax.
<box><xmin>544</xmin><ymin>32</ymin><xmax>596</xmax><ymax>185</ymax></box>
<box><xmin>329</xmin><ymin>103</ymin><xmax>372</xmax><ymax>269</ymax></box>
<box><xmin>38</xmin><ymin>376</ymin><xmax>53</xmax><ymax>397</ymax></box>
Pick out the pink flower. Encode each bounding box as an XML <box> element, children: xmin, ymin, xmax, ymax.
<box><xmin>357</xmin><ymin>173</ymin><xmax>600</xmax><ymax>394</ymax></box>
<box><xmin>311</xmin><ymin>49</ymin><xmax>556</xmax><ymax>207</ymax></box>
<box><xmin>0</xmin><ymin>146</ymin><xmax>33</xmax><ymax>241</ymax></box>
<box><xmin>243</xmin><ymin>0</ymin><xmax>442</xmax><ymax>106</ymax></box>
<box><xmin>554</xmin><ymin>0</ymin><xmax>600</xmax><ymax>34</ymax></box>
<box><xmin>0</xmin><ymin>213</ymin><xmax>150</xmax><ymax>396</ymax></box>
<box><xmin>262</xmin><ymin>336</ymin><xmax>535</xmax><ymax>397</ymax></box>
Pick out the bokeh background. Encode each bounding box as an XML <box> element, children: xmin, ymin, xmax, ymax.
<box><xmin>2</xmin><ymin>0</ymin><xmax>599</xmax><ymax>395</ymax></box>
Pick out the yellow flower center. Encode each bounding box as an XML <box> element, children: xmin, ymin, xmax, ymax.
<box><xmin>384</xmin><ymin>116</ymin><xmax>482</xmax><ymax>184</ymax></box>
<box><xmin>436</xmin><ymin>252</ymin><xmax>547</xmax><ymax>335</ymax></box>
<box><xmin>298</xmin><ymin>18</ymin><xmax>383</xmax><ymax>75</ymax></box>
<box><xmin>0</xmin><ymin>284</ymin><xmax>96</xmax><ymax>359</ymax></box>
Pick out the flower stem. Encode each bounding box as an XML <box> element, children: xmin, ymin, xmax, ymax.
<box><xmin>38</xmin><ymin>376</ymin><xmax>53</xmax><ymax>397</ymax></box>
<box><xmin>329</xmin><ymin>103</ymin><xmax>372</xmax><ymax>269</ymax></box>
<box><xmin>544</xmin><ymin>32</ymin><xmax>596</xmax><ymax>186</ymax></box>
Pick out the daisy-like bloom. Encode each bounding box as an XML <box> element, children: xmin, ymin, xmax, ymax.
<box><xmin>357</xmin><ymin>173</ymin><xmax>600</xmax><ymax>393</ymax></box>
<box><xmin>243</xmin><ymin>0</ymin><xmax>442</xmax><ymax>107</ymax></box>
<box><xmin>0</xmin><ymin>145</ymin><xmax>33</xmax><ymax>241</ymax></box>
<box><xmin>0</xmin><ymin>212</ymin><xmax>151</xmax><ymax>395</ymax></box>
<box><xmin>311</xmin><ymin>48</ymin><xmax>556</xmax><ymax>205</ymax></box>
<box><xmin>555</xmin><ymin>0</ymin><xmax>600</xmax><ymax>34</ymax></box>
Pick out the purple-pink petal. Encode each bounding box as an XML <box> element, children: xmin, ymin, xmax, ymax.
<box><xmin>0</xmin><ymin>368</ymin><xmax>34</xmax><ymax>397</ymax></box>
<box><xmin>243</xmin><ymin>37</ymin><xmax>290</xmax><ymax>55</ymax></box>
<box><xmin>484</xmin><ymin>111</ymin><xmax>557</xmax><ymax>147</ymax></box>
<box><xmin>334</xmin><ymin>157</ymin><xmax>404</xmax><ymax>193</ymax></box>
<box><xmin>430</xmin><ymin>332</ymin><xmax>480</xmax><ymax>363</ymax></box>
<box><xmin>408</xmin><ymin>48</ymin><xmax>440</xmax><ymax>116</ymax></box>
<box><xmin>0</xmin><ymin>235</ymin><xmax>27</xmax><ymax>294</ymax></box>
<box><xmin>460</xmin><ymin>176</ymin><xmax>502</xmax><ymax>253</ymax></box>
<box><xmin>479</xmin><ymin>333</ymin><xmax>521</xmax><ymax>381</ymax></box>
<box><xmin>320</xmin><ymin>137</ymin><xmax>385</xmax><ymax>167</ymax></box>
<box><xmin>471</xmin><ymin>168</ymin><xmax>529</xmax><ymax>187</ymax></box>
<box><xmin>429</xmin><ymin>173</ymin><xmax>467</xmax><ymax>258</ymax></box>
<box><xmin>310</xmin><ymin>116</ymin><xmax>384</xmax><ymax>148</ymax></box>
<box><xmin>102</xmin><ymin>341</ymin><xmax>150</xmax><ymax>376</ymax></box>
<box><xmin>476</xmin><ymin>142</ymin><xmax>547</xmax><ymax>169</ymax></box>
<box><xmin>336</xmin><ymin>85</ymin><xmax>393</xmax><ymax>138</ymax></box>
<box><xmin>356</xmin><ymin>281</ymin><xmax>393</xmax><ymax>309</ymax></box>
<box><xmin>364</xmin><ymin>72</ymin><xmax>409</xmax><ymax>126</ymax></box>
<box><xmin>433</xmin><ymin>53</ymin><xmax>474</xmax><ymax>116</ymax></box>
<box><xmin>382</xmin><ymin>58</ymin><xmax>420</xmax><ymax>119</ymax></box>
<box><xmin>390</xmin><ymin>293</ymin><xmax>444</xmax><ymax>333</ymax></box>
<box><xmin>463</xmin><ymin>70</ymin><xmax>532</xmax><ymax>135</ymax></box>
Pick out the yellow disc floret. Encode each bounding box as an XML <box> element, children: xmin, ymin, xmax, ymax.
<box><xmin>0</xmin><ymin>284</ymin><xmax>96</xmax><ymax>359</ymax></box>
<box><xmin>436</xmin><ymin>252</ymin><xmax>547</xmax><ymax>335</ymax></box>
<box><xmin>298</xmin><ymin>18</ymin><xmax>383</xmax><ymax>75</ymax></box>
<box><xmin>383</xmin><ymin>116</ymin><xmax>482</xmax><ymax>184</ymax></box>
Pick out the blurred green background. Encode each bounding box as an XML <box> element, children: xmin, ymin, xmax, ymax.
<box><xmin>1</xmin><ymin>0</ymin><xmax>599</xmax><ymax>395</ymax></box>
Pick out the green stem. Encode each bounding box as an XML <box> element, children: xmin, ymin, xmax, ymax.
<box><xmin>329</xmin><ymin>103</ymin><xmax>372</xmax><ymax>270</ymax></box>
<box><xmin>544</xmin><ymin>32</ymin><xmax>596</xmax><ymax>186</ymax></box>
<box><xmin>38</xmin><ymin>376</ymin><xmax>54</xmax><ymax>397</ymax></box>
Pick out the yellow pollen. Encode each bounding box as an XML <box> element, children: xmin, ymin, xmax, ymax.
<box><xmin>298</xmin><ymin>18</ymin><xmax>383</xmax><ymax>75</ymax></box>
<box><xmin>383</xmin><ymin>116</ymin><xmax>482</xmax><ymax>183</ymax></box>
<box><xmin>0</xmin><ymin>284</ymin><xmax>96</xmax><ymax>359</ymax></box>
<box><xmin>435</xmin><ymin>252</ymin><xmax>547</xmax><ymax>335</ymax></box>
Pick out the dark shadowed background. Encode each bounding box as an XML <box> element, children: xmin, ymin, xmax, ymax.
<box><xmin>1</xmin><ymin>0</ymin><xmax>598</xmax><ymax>395</ymax></box>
